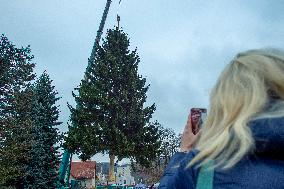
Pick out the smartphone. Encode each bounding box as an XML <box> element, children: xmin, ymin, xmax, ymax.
<box><xmin>190</xmin><ymin>108</ymin><xmax>207</xmax><ymax>135</ymax></box>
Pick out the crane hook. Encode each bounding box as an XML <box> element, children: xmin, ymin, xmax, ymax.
<box><xmin>117</xmin><ymin>0</ymin><xmax>123</xmax><ymax>29</ymax></box>
<box><xmin>117</xmin><ymin>14</ymin><xmax>121</xmax><ymax>29</ymax></box>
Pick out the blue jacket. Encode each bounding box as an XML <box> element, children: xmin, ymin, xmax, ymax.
<box><xmin>159</xmin><ymin>117</ymin><xmax>284</xmax><ymax>189</ymax></box>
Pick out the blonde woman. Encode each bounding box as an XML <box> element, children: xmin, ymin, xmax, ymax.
<box><xmin>159</xmin><ymin>49</ymin><xmax>284</xmax><ymax>189</ymax></box>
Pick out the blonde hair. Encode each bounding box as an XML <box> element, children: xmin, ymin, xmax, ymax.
<box><xmin>189</xmin><ymin>49</ymin><xmax>284</xmax><ymax>169</ymax></box>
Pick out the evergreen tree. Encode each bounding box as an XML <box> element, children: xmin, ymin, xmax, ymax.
<box><xmin>0</xmin><ymin>34</ymin><xmax>35</xmax><ymax>188</ymax></box>
<box><xmin>66</xmin><ymin>28</ymin><xmax>161</xmax><ymax>182</ymax></box>
<box><xmin>0</xmin><ymin>35</ymin><xmax>61</xmax><ymax>188</ymax></box>
<box><xmin>24</xmin><ymin>72</ymin><xmax>62</xmax><ymax>188</ymax></box>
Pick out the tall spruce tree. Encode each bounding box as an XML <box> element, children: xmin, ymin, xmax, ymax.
<box><xmin>66</xmin><ymin>28</ymin><xmax>161</xmax><ymax>182</ymax></box>
<box><xmin>24</xmin><ymin>72</ymin><xmax>61</xmax><ymax>188</ymax></box>
<box><xmin>0</xmin><ymin>35</ymin><xmax>35</xmax><ymax>188</ymax></box>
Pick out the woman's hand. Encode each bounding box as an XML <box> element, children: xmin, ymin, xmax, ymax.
<box><xmin>180</xmin><ymin>113</ymin><xmax>201</xmax><ymax>152</ymax></box>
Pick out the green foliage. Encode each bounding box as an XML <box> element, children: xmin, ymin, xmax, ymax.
<box><xmin>0</xmin><ymin>34</ymin><xmax>35</xmax><ymax>187</ymax></box>
<box><xmin>0</xmin><ymin>35</ymin><xmax>62</xmax><ymax>188</ymax></box>
<box><xmin>24</xmin><ymin>73</ymin><xmax>62</xmax><ymax>188</ymax></box>
<box><xmin>158</xmin><ymin>127</ymin><xmax>181</xmax><ymax>166</ymax></box>
<box><xmin>66</xmin><ymin>28</ymin><xmax>161</xmax><ymax>167</ymax></box>
<box><xmin>132</xmin><ymin>126</ymin><xmax>181</xmax><ymax>184</ymax></box>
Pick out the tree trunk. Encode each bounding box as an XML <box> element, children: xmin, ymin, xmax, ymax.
<box><xmin>108</xmin><ymin>154</ymin><xmax>115</xmax><ymax>184</ymax></box>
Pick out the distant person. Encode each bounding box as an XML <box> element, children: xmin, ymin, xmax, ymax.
<box><xmin>159</xmin><ymin>49</ymin><xmax>284</xmax><ymax>189</ymax></box>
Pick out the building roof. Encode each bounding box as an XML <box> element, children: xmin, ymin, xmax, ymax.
<box><xmin>71</xmin><ymin>161</ymin><xmax>96</xmax><ymax>180</ymax></box>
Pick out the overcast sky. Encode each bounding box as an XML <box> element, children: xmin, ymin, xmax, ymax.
<box><xmin>2</xmin><ymin>0</ymin><xmax>284</xmax><ymax>162</ymax></box>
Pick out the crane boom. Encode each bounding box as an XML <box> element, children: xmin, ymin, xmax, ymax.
<box><xmin>87</xmin><ymin>0</ymin><xmax>112</xmax><ymax>73</ymax></box>
<box><xmin>58</xmin><ymin>1</ymin><xmax>112</xmax><ymax>188</ymax></box>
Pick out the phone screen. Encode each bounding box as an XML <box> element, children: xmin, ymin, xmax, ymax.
<box><xmin>190</xmin><ymin>108</ymin><xmax>207</xmax><ymax>135</ymax></box>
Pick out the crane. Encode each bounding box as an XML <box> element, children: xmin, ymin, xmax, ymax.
<box><xmin>58</xmin><ymin>1</ymin><xmax>113</xmax><ymax>188</ymax></box>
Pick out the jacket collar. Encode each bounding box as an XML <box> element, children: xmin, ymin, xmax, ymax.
<box><xmin>250</xmin><ymin>116</ymin><xmax>284</xmax><ymax>159</ymax></box>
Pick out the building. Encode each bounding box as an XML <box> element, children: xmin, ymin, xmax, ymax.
<box><xmin>115</xmin><ymin>164</ymin><xmax>135</xmax><ymax>186</ymax></box>
<box><xmin>96</xmin><ymin>162</ymin><xmax>110</xmax><ymax>185</ymax></box>
<box><xmin>96</xmin><ymin>162</ymin><xmax>110</xmax><ymax>175</ymax></box>
<box><xmin>70</xmin><ymin>161</ymin><xmax>96</xmax><ymax>189</ymax></box>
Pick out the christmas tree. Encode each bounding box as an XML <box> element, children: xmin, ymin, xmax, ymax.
<box><xmin>66</xmin><ymin>28</ymin><xmax>161</xmax><ymax>182</ymax></box>
<box><xmin>24</xmin><ymin>72</ymin><xmax>62</xmax><ymax>188</ymax></box>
